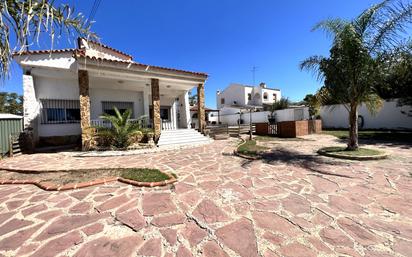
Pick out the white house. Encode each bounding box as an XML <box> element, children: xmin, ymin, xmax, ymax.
<box><xmin>190</xmin><ymin>106</ymin><xmax>220</xmax><ymax>129</ymax></box>
<box><xmin>216</xmin><ymin>82</ymin><xmax>281</xmax><ymax>109</ymax></box>
<box><xmin>14</xmin><ymin>38</ymin><xmax>210</xmax><ymax>149</ymax></box>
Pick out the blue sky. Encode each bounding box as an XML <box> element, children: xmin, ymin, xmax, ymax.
<box><xmin>4</xmin><ymin>0</ymin><xmax>381</xmax><ymax>108</ymax></box>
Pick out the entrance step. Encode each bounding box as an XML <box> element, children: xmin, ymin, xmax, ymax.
<box><xmin>157</xmin><ymin>129</ymin><xmax>212</xmax><ymax>147</ymax></box>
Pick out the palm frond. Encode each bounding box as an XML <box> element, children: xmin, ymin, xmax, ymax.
<box><xmin>369</xmin><ymin>0</ymin><xmax>412</xmax><ymax>52</ymax></box>
<box><xmin>299</xmin><ymin>55</ymin><xmax>326</xmax><ymax>81</ymax></box>
<box><xmin>312</xmin><ymin>18</ymin><xmax>348</xmax><ymax>38</ymax></box>
<box><xmin>1</xmin><ymin>0</ymin><xmax>96</xmax><ymax>79</ymax></box>
<box><xmin>354</xmin><ymin>0</ymin><xmax>390</xmax><ymax>36</ymax></box>
<box><xmin>364</xmin><ymin>93</ymin><xmax>384</xmax><ymax>116</ymax></box>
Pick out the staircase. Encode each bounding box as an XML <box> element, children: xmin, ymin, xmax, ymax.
<box><xmin>9</xmin><ymin>134</ymin><xmax>22</xmax><ymax>157</ymax></box>
<box><xmin>157</xmin><ymin>129</ymin><xmax>212</xmax><ymax>147</ymax></box>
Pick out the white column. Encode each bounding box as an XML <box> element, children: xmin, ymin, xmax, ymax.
<box><xmin>172</xmin><ymin>99</ymin><xmax>178</xmax><ymax>129</ymax></box>
<box><xmin>23</xmin><ymin>74</ymin><xmax>41</xmax><ymax>143</ymax></box>
<box><xmin>178</xmin><ymin>91</ymin><xmax>191</xmax><ymax>128</ymax></box>
<box><xmin>143</xmin><ymin>88</ymin><xmax>150</xmax><ymax>117</ymax></box>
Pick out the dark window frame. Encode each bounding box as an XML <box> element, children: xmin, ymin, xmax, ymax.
<box><xmin>40</xmin><ymin>99</ymin><xmax>81</xmax><ymax>124</ymax></box>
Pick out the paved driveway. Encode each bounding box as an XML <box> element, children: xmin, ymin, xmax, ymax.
<box><xmin>0</xmin><ymin>135</ymin><xmax>411</xmax><ymax>257</ymax></box>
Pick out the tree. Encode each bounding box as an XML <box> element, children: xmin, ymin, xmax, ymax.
<box><xmin>303</xmin><ymin>94</ymin><xmax>321</xmax><ymax>118</ymax></box>
<box><xmin>300</xmin><ymin>0</ymin><xmax>412</xmax><ymax>150</ymax></box>
<box><xmin>0</xmin><ymin>92</ymin><xmax>23</xmax><ymax>114</ymax></box>
<box><xmin>188</xmin><ymin>91</ymin><xmax>197</xmax><ymax>106</ymax></box>
<box><xmin>266</xmin><ymin>97</ymin><xmax>290</xmax><ymax>120</ymax></box>
<box><xmin>1</xmin><ymin>0</ymin><xmax>95</xmax><ymax>79</ymax></box>
<box><xmin>377</xmin><ymin>43</ymin><xmax>412</xmax><ymax>106</ymax></box>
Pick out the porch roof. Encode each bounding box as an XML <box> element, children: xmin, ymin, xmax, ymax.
<box><xmin>74</xmin><ymin>49</ymin><xmax>208</xmax><ymax>78</ymax></box>
<box><xmin>14</xmin><ymin>47</ymin><xmax>208</xmax><ymax>79</ymax></box>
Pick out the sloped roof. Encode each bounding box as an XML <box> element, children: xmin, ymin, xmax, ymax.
<box><xmin>77</xmin><ymin>37</ymin><xmax>133</xmax><ymax>60</ymax></box>
<box><xmin>190</xmin><ymin>106</ymin><xmax>218</xmax><ymax>112</ymax></box>
<box><xmin>14</xmin><ymin>40</ymin><xmax>208</xmax><ymax>78</ymax></box>
<box><xmin>74</xmin><ymin>49</ymin><xmax>208</xmax><ymax>77</ymax></box>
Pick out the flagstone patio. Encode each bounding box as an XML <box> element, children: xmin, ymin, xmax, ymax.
<box><xmin>0</xmin><ymin>134</ymin><xmax>411</xmax><ymax>257</ymax></box>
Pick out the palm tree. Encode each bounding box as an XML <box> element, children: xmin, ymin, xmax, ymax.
<box><xmin>300</xmin><ymin>0</ymin><xmax>412</xmax><ymax>150</ymax></box>
<box><xmin>97</xmin><ymin>107</ymin><xmax>142</xmax><ymax>148</ymax></box>
<box><xmin>1</xmin><ymin>0</ymin><xmax>95</xmax><ymax>78</ymax></box>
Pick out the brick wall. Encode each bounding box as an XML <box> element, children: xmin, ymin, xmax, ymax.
<box><xmin>277</xmin><ymin>120</ymin><xmax>322</xmax><ymax>138</ymax></box>
<box><xmin>255</xmin><ymin>123</ymin><xmax>269</xmax><ymax>135</ymax></box>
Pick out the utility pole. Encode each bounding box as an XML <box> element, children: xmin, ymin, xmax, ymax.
<box><xmin>249</xmin><ymin>108</ymin><xmax>253</xmax><ymax>140</ymax></box>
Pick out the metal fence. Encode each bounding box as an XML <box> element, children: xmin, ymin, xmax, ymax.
<box><xmin>0</xmin><ymin>116</ymin><xmax>23</xmax><ymax>157</ymax></box>
<box><xmin>206</xmin><ymin>124</ymin><xmax>256</xmax><ymax>137</ymax></box>
<box><xmin>90</xmin><ymin>118</ymin><xmax>152</xmax><ymax>131</ymax></box>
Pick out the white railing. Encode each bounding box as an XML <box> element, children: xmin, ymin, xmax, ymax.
<box><xmin>91</xmin><ymin>118</ymin><xmax>152</xmax><ymax>129</ymax></box>
<box><xmin>161</xmin><ymin>120</ymin><xmax>175</xmax><ymax>130</ymax></box>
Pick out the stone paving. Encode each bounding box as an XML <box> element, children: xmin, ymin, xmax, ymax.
<box><xmin>0</xmin><ymin>134</ymin><xmax>411</xmax><ymax>257</ymax></box>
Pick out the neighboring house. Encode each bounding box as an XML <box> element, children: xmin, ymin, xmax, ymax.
<box><xmin>14</xmin><ymin>38</ymin><xmax>209</xmax><ymax>149</ymax></box>
<box><xmin>216</xmin><ymin>82</ymin><xmax>281</xmax><ymax>109</ymax></box>
<box><xmin>190</xmin><ymin>106</ymin><xmax>220</xmax><ymax>129</ymax></box>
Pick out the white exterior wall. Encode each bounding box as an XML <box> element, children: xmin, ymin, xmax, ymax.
<box><xmin>260</xmin><ymin>88</ymin><xmax>281</xmax><ymax>105</ymax></box>
<box><xmin>34</xmin><ymin>74</ymin><xmax>81</xmax><ymax>137</ymax></box>
<box><xmin>89</xmin><ymin>88</ymin><xmax>143</xmax><ymax>119</ymax></box>
<box><xmin>32</xmin><ymin>74</ymin><xmax>147</xmax><ymax>137</ymax></box>
<box><xmin>321</xmin><ymin>100</ymin><xmax>412</xmax><ymax>130</ymax></box>
<box><xmin>219</xmin><ymin>106</ymin><xmax>309</xmax><ymax>126</ymax></box>
<box><xmin>217</xmin><ymin>84</ymin><xmax>249</xmax><ymax>108</ymax></box>
<box><xmin>217</xmin><ymin>84</ymin><xmax>282</xmax><ymax>109</ymax></box>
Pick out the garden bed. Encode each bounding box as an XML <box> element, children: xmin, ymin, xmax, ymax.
<box><xmin>0</xmin><ymin>168</ymin><xmax>177</xmax><ymax>191</ymax></box>
<box><xmin>234</xmin><ymin>139</ymin><xmax>269</xmax><ymax>159</ymax></box>
<box><xmin>317</xmin><ymin>146</ymin><xmax>388</xmax><ymax>160</ymax></box>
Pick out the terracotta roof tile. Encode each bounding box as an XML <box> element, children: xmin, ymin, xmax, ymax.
<box><xmin>12</xmin><ymin>48</ymin><xmax>76</xmax><ymax>56</ymax></box>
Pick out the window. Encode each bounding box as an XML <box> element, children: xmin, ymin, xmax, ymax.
<box><xmin>192</xmin><ymin>113</ymin><xmax>198</xmax><ymax>119</ymax></box>
<box><xmin>263</xmin><ymin>92</ymin><xmax>268</xmax><ymax>100</ymax></box>
<box><xmin>160</xmin><ymin>108</ymin><xmax>169</xmax><ymax>120</ymax></box>
<box><xmin>149</xmin><ymin>106</ymin><xmax>170</xmax><ymax>120</ymax></box>
<box><xmin>40</xmin><ymin>99</ymin><xmax>80</xmax><ymax>124</ymax></box>
<box><xmin>221</xmin><ymin>98</ymin><xmax>225</xmax><ymax>105</ymax></box>
<box><xmin>102</xmin><ymin>101</ymin><xmax>134</xmax><ymax>117</ymax></box>
<box><xmin>248</xmin><ymin>93</ymin><xmax>252</xmax><ymax>100</ymax></box>
<box><xmin>273</xmin><ymin>94</ymin><xmax>277</xmax><ymax>102</ymax></box>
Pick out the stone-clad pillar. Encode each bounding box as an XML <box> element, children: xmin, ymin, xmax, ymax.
<box><xmin>197</xmin><ymin>83</ymin><xmax>206</xmax><ymax>133</ymax></box>
<box><xmin>78</xmin><ymin>70</ymin><xmax>91</xmax><ymax>150</ymax></box>
<box><xmin>151</xmin><ymin>78</ymin><xmax>161</xmax><ymax>140</ymax></box>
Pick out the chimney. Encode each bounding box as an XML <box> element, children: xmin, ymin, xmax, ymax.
<box><xmin>259</xmin><ymin>82</ymin><xmax>266</xmax><ymax>88</ymax></box>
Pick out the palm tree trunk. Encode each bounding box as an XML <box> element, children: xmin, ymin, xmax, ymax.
<box><xmin>347</xmin><ymin>104</ymin><xmax>359</xmax><ymax>150</ymax></box>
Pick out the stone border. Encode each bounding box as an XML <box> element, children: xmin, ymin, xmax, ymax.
<box><xmin>0</xmin><ymin>172</ymin><xmax>177</xmax><ymax>191</ymax></box>
<box><xmin>317</xmin><ymin>148</ymin><xmax>389</xmax><ymax>161</ymax></box>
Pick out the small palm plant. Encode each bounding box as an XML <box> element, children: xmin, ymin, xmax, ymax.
<box><xmin>97</xmin><ymin>107</ymin><xmax>141</xmax><ymax>148</ymax></box>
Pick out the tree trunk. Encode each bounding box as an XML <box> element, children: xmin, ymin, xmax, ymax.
<box><xmin>347</xmin><ymin>104</ymin><xmax>359</xmax><ymax>150</ymax></box>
